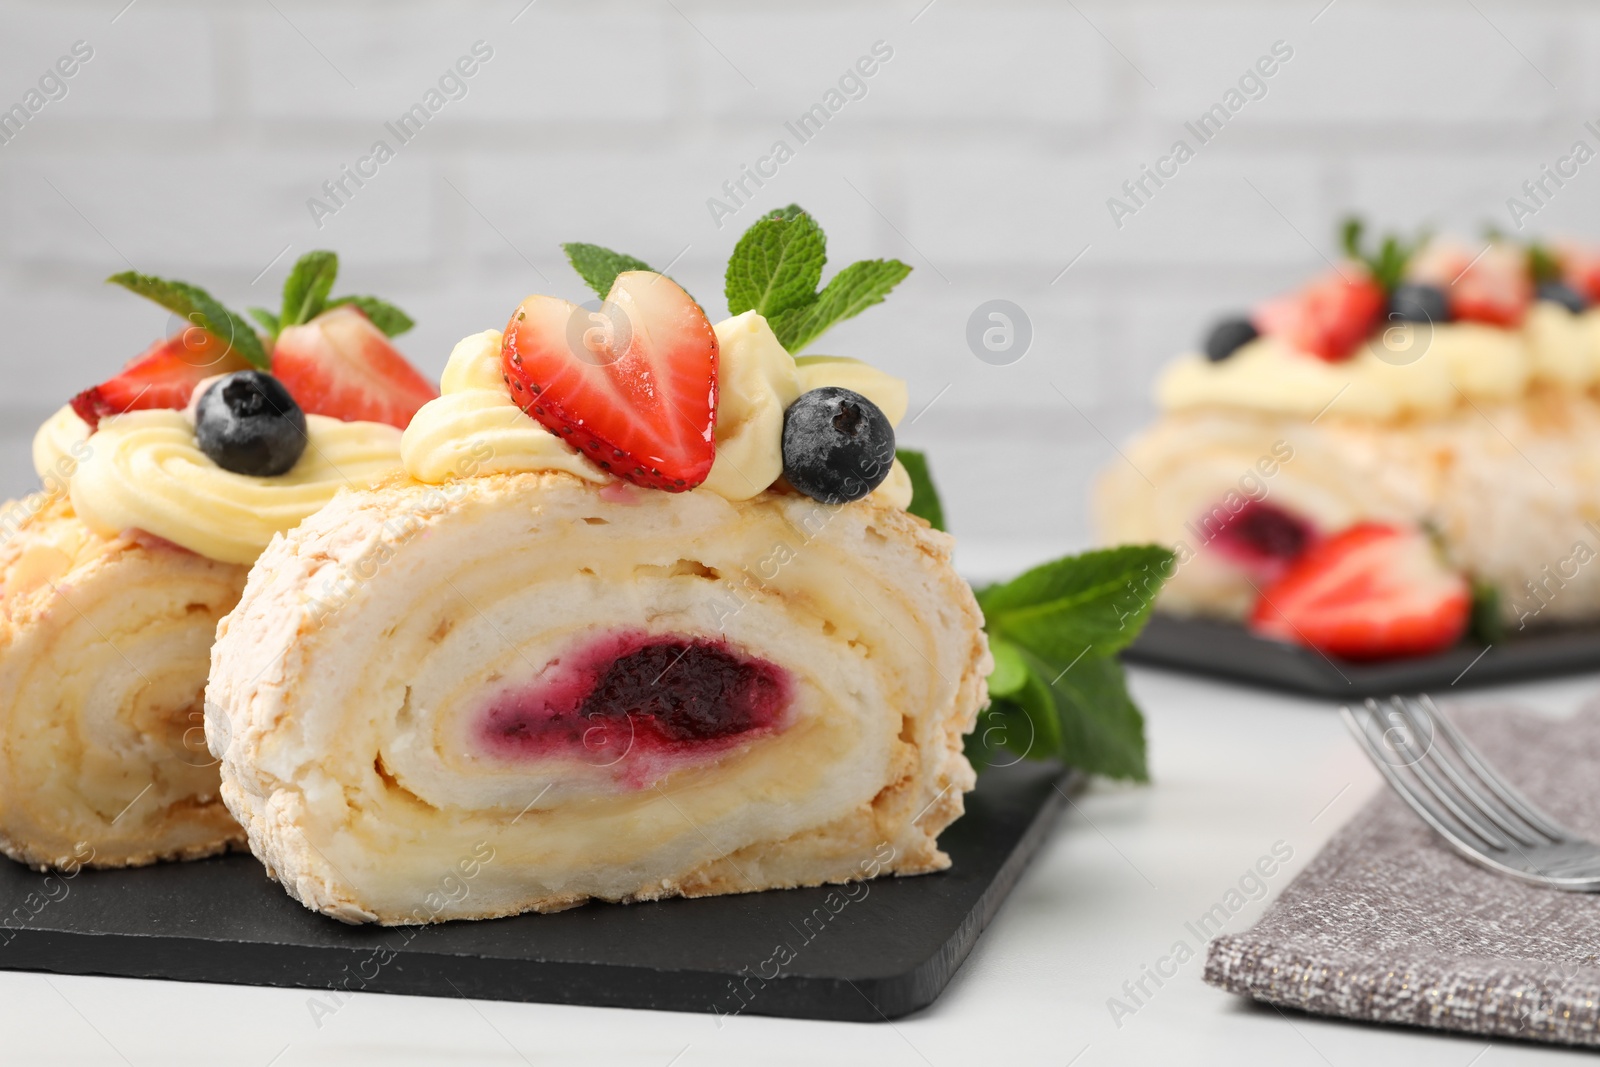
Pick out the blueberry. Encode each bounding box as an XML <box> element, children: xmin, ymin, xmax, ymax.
<box><xmin>1202</xmin><ymin>317</ymin><xmax>1258</xmax><ymax>363</ymax></box>
<box><xmin>1388</xmin><ymin>283</ymin><xmax>1450</xmax><ymax>324</ymax></box>
<box><xmin>781</xmin><ymin>387</ymin><xmax>895</xmax><ymax>505</ymax></box>
<box><xmin>1536</xmin><ymin>281</ymin><xmax>1587</xmax><ymax>314</ymax></box>
<box><xmin>195</xmin><ymin>370</ymin><xmax>307</xmax><ymax>477</ymax></box>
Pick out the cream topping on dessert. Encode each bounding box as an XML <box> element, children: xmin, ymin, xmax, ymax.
<box><xmin>403</xmin><ymin>312</ymin><xmax>915</xmax><ymax>508</ymax></box>
<box><xmin>32</xmin><ymin>404</ymin><xmax>92</xmax><ymax>485</ymax></box>
<box><xmin>400</xmin><ymin>330</ymin><xmax>610</xmax><ymax>485</ymax></box>
<box><xmin>60</xmin><ymin>406</ymin><xmax>403</xmax><ymax>564</ymax></box>
<box><xmin>1159</xmin><ymin>308</ymin><xmax>1600</xmax><ymax>420</ymax></box>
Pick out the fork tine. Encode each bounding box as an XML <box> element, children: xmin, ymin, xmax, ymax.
<box><xmin>1418</xmin><ymin>694</ymin><xmax>1571</xmax><ymax>841</ymax></box>
<box><xmin>1341</xmin><ymin>705</ymin><xmax>1505</xmax><ymax>855</ymax></box>
<box><xmin>1391</xmin><ymin>697</ymin><xmax>1548</xmax><ymax>848</ymax></box>
<box><xmin>1367</xmin><ymin>698</ymin><xmax>1512</xmax><ymax>850</ymax></box>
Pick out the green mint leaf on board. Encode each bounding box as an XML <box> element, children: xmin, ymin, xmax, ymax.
<box><xmin>107</xmin><ymin>271</ymin><xmax>269</xmax><ymax>370</ymax></box>
<box><xmin>563</xmin><ymin>243</ymin><xmax>654</xmax><ymax>300</ymax></box>
<box><xmin>280</xmin><ymin>250</ymin><xmax>340</xmax><ymax>331</ymax></box>
<box><xmin>967</xmin><ymin>639</ymin><xmax>1064</xmax><ymax>773</ymax></box>
<box><xmin>976</xmin><ymin>544</ymin><xmax>1174</xmax><ymax>661</ymax></box>
<box><xmin>895</xmin><ymin>448</ymin><xmax>944</xmax><ymax>531</ymax></box>
<box><xmin>1049</xmin><ymin>653</ymin><xmax>1149</xmax><ymax>782</ymax></box>
<box><xmin>1470</xmin><ymin>579</ymin><xmax>1504</xmax><ymax>645</ymax></box>
<box><xmin>966</xmin><ymin>544</ymin><xmax>1170</xmax><ymax>780</ymax></box>
<box><xmin>770</xmin><ymin>258</ymin><xmax>912</xmax><ymax>353</ymax></box>
<box><xmin>724</xmin><ymin>210</ymin><xmax>826</xmax><ymax>319</ymax></box>
<box><xmin>327</xmin><ymin>295</ymin><xmax>415</xmax><ymax>338</ymax></box>
<box><xmin>247</xmin><ymin>307</ymin><xmax>281</xmax><ymax>336</ymax></box>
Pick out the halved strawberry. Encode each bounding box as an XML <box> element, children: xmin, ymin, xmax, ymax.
<box><xmin>1252</xmin><ymin>270</ymin><xmax>1384</xmax><ymax>362</ymax></box>
<box><xmin>270</xmin><ymin>304</ymin><xmax>438</xmax><ymax>429</ymax></box>
<box><xmin>1408</xmin><ymin>240</ymin><xmax>1532</xmax><ymax>327</ymax></box>
<box><xmin>70</xmin><ymin>330</ymin><xmax>249</xmax><ymax>431</ymax></box>
<box><xmin>500</xmin><ymin>271</ymin><xmax>718</xmax><ymax>492</ymax></box>
<box><xmin>1249</xmin><ymin>523</ymin><xmax>1469</xmax><ymax>660</ymax></box>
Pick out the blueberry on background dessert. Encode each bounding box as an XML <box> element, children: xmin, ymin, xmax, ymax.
<box><xmin>1536</xmin><ymin>281</ymin><xmax>1587</xmax><ymax>314</ymax></box>
<box><xmin>1203</xmin><ymin>317</ymin><xmax>1258</xmax><ymax>362</ymax></box>
<box><xmin>781</xmin><ymin>386</ymin><xmax>896</xmax><ymax>504</ymax></box>
<box><xmin>195</xmin><ymin>370</ymin><xmax>308</xmax><ymax>477</ymax></box>
<box><xmin>1387</xmin><ymin>282</ymin><xmax>1450</xmax><ymax>324</ymax></box>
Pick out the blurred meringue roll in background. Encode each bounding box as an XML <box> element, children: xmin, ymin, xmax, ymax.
<box><xmin>207</xmin><ymin>244</ymin><xmax>991</xmax><ymax>923</ymax></box>
<box><xmin>1098</xmin><ymin>222</ymin><xmax>1600</xmax><ymax>661</ymax></box>
<box><xmin>0</xmin><ymin>254</ymin><xmax>430</xmax><ymax>869</ymax></box>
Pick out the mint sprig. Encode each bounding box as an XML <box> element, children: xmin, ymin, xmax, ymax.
<box><xmin>724</xmin><ymin>205</ymin><xmax>911</xmax><ymax>353</ymax></box>
<box><xmin>251</xmin><ymin>250</ymin><xmax>414</xmax><ymax>341</ymax></box>
<box><xmin>971</xmin><ymin>542</ymin><xmax>1173</xmax><ymax>780</ymax></box>
<box><xmin>725</xmin><ymin>210</ymin><xmax>826</xmax><ymax>319</ymax></box>
<box><xmin>1340</xmin><ymin>216</ymin><xmax>1429</xmax><ymax>294</ymax></box>
<box><xmin>563</xmin><ymin>243</ymin><xmax>654</xmax><ymax>300</ymax></box>
<box><xmin>107</xmin><ymin>271</ymin><xmax>269</xmax><ymax>370</ymax></box>
<box><xmin>896</xmin><ymin>448</ymin><xmax>944</xmax><ymax>531</ymax></box>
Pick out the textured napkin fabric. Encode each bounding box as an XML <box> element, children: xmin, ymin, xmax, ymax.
<box><xmin>1206</xmin><ymin>702</ymin><xmax>1600</xmax><ymax>1047</ymax></box>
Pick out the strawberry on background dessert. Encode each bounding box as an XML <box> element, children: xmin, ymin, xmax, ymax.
<box><xmin>0</xmin><ymin>252</ymin><xmax>433</xmax><ymax>869</ymax></box>
<box><xmin>205</xmin><ymin>209</ymin><xmax>995</xmax><ymax>924</ymax></box>
<box><xmin>1098</xmin><ymin>218</ymin><xmax>1600</xmax><ymax>660</ymax></box>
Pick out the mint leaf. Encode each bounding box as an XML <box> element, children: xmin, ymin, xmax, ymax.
<box><xmin>1050</xmin><ymin>653</ymin><xmax>1149</xmax><ymax>782</ymax></box>
<box><xmin>977</xmin><ymin>544</ymin><xmax>1173</xmax><ymax>661</ymax></box>
<box><xmin>987</xmin><ymin>634</ymin><xmax>1030</xmax><ymax>699</ymax></box>
<box><xmin>770</xmin><ymin>258</ymin><xmax>912</xmax><ymax>353</ymax></box>
<box><xmin>281</xmin><ymin>250</ymin><xmax>339</xmax><ymax>330</ymax></box>
<box><xmin>247</xmin><ymin>307</ymin><xmax>280</xmax><ymax>335</ymax></box>
<box><xmin>563</xmin><ymin>243</ymin><xmax>653</xmax><ymax>300</ymax></box>
<box><xmin>107</xmin><ymin>271</ymin><xmax>268</xmax><ymax>370</ymax></box>
<box><xmin>968</xmin><ymin>639</ymin><xmax>1063</xmax><ymax>771</ymax></box>
<box><xmin>724</xmin><ymin>211</ymin><xmax>826</xmax><ymax>319</ymax></box>
<box><xmin>896</xmin><ymin>448</ymin><xmax>944</xmax><ymax>531</ymax></box>
<box><xmin>328</xmin><ymin>295</ymin><xmax>415</xmax><ymax>337</ymax></box>
<box><xmin>1470</xmin><ymin>579</ymin><xmax>1504</xmax><ymax>644</ymax></box>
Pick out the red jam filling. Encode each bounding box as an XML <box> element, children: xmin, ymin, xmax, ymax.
<box><xmin>478</xmin><ymin>631</ymin><xmax>791</xmax><ymax>771</ymax></box>
<box><xmin>1206</xmin><ymin>500</ymin><xmax>1314</xmax><ymax>569</ymax></box>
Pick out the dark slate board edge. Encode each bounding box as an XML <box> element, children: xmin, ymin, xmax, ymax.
<box><xmin>0</xmin><ymin>767</ymin><xmax>1078</xmax><ymax>1023</ymax></box>
<box><xmin>1122</xmin><ymin>614</ymin><xmax>1600</xmax><ymax>698</ymax></box>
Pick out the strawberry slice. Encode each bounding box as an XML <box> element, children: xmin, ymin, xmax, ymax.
<box><xmin>500</xmin><ymin>271</ymin><xmax>718</xmax><ymax>492</ymax></box>
<box><xmin>1249</xmin><ymin>523</ymin><xmax>1470</xmax><ymax>660</ymax></box>
<box><xmin>1252</xmin><ymin>270</ymin><xmax>1384</xmax><ymax>361</ymax></box>
<box><xmin>70</xmin><ymin>330</ymin><xmax>249</xmax><ymax>431</ymax></box>
<box><xmin>271</xmin><ymin>304</ymin><xmax>438</xmax><ymax>429</ymax></box>
<box><xmin>1408</xmin><ymin>240</ymin><xmax>1532</xmax><ymax>327</ymax></box>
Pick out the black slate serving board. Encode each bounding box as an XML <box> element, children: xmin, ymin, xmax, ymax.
<box><xmin>0</xmin><ymin>762</ymin><xmax>1072</xmax><ymax>1022</ymax></box>
<box><xmin>1124</xmin><ymin>613</ymin><xmax>1600</xmax><ymax>697</ymax></box>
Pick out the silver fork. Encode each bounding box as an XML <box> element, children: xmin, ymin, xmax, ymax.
<box><xmin>1341</xmin><ymin>694</ymin><xmax>1600</xmax><ymax>891</ymax></box>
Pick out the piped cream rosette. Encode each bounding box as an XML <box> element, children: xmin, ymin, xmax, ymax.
<box><xmin>206</xmin><ymin>313</ymin><xmax>987</xmax><ymax>923</ymax></box>
<box><xmin>0</xmin><ymin>404</ymin><xmax>404</xmax><ymax>869</ymax></box>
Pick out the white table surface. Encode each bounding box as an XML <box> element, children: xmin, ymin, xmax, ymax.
<box><xmin>3</xmin><ymin>666</ymin><xmax>1597</xmax><ymax>1066</ymax></box>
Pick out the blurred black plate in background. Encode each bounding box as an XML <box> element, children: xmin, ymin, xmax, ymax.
<box><xmin>1123</xmin><ymin>613</ymin><xmax>1600</xmax><ymax>697</ymax></box>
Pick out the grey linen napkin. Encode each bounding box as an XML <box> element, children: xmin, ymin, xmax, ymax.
<box><xmin>1205</xmin><ymin>702</ymin><xmax>1600</xmax><ymax>1047</ymax></box>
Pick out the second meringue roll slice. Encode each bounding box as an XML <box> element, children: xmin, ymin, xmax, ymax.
<box><xmin>206</xmin><ymin>471</ymin><xmax>988</xmax><ymax>923</ymax></box>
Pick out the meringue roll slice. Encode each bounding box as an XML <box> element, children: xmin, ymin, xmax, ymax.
<box><xmin>206</xmin><ymin>472</ymin><xmax>989</xmax><ymax>924</ymax></box>
<box><xmin>0</xmin><ymin>256</ymin><xmax>426</xmax><ymax>869</ymax></box>
<box><xmin>0</xmin><ymin>491</ymin><xmax>248</xmax><ymax>868</ymax></box>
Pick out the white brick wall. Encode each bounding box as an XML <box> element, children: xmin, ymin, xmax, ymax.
<box><xmin>0</xmin><ymin>0</ymin><xmax>1594</xmax><ymax>573</ymax></box>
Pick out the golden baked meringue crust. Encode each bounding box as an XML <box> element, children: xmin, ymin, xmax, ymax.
<box><xmin>207</xmin><ymin>472</ymin><xmax>989</xmax><ymax>924</ymax></box>
<box><xmin>0</xmin><ymin>493</ymin><xmax>246</xmax><ymax>868</ymax></box>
